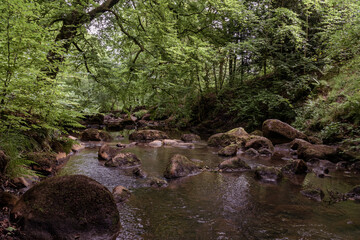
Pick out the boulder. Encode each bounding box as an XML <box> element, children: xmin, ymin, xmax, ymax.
<box><xmin>148</xmin><ymin>140</ymin><xmax>163</xmax><ymax>148</ymax></box>
<box><xmin>297</xmin><ymin>144</ymin><xmax>340</xmax><ymax>162</ymax></box>
<box><xmin>164</xmin><ymin>154</ymin><xmax>200</xmax><ymax>179</ymax></box>
<box><xmin>300</xmin><ymin>188</ymin><xmax>325</xmax><ymax>202</ymax></box>
<box><xmin>218</xmin><ymin>144</ymin><xmax>238</xmax><ymax>157</ymax></box>
<box><xmin>181</xmin><ymin>134</ymin><xmax>201</xmax><ymax>142</ymax></box>
<box><xmin>290</xmin><ymin>138</ymin><xmax>312</xmax><ymax>150</ymax></box>
<box><xmin>105</xmin><ymin>152</ymin><xmax>141</xmax><ymax>168</ymax></box>
<box><xmin>254</xmin><ymin>166</ymin><xmax>283</xmax><ymax>183</ymax></box>
<box><xmin>244</xmin><ymin>148</ymin><xmax>259</xmax><ymax>157</ymax></box>
<box><xmin>245</xmin><ymin>136</ymin><xmax>274</xmax><ymax>152</ymax></box>
<box><xmin>80</xmin><ymin>128</ymin><xmax>112</xmax><ymax>141</ymax></box>
<box><xmin>208</xmin><ymin>127</ymin><xmax>250</xmax><ymax>147</ymax></box>
<box><xmin>258</xmin><ymin>148</ymin><xmax>273</xmax><ymax>157</ymax></box>
<box><xmin>98</xmin><ymin>144</ymin><xmax>119</xmax><ymax>161</ymax></box>
<box><xmin>112</xmin><ymin>186</ymin><xmax>131</xmax><ymax>203</ymax></box>
<box><xmin>262</xmin><ymin>119</ymin><xmax>307</xmax><ymax>144</ymax></box>
<box><xmin>0</xmin><ymin>192</ymin><xmax>19</xmax><ymax>209</ymax></box>
<box><xmin>281</xmin><ymin>160</ymin><xmax>308</xmax><ymax>175</ymax></box>
<box><xmin>218</xmin><ymin>157</ymin><xmax>251</xmax><ymax>172</ymax></box>
<box><xmin>11</xmin><ymin>175</ymin><xmax>120</xmax><ymax>240</ymax></box>
<box><xmin>129</xmin><ymin>130</ymin><xmax>168</xmax><ymax>142</ymax></box>
<box><xmin>0</xmin><ymin>150</ymin><xmax>9</xmax><ymax>173</ymax></box>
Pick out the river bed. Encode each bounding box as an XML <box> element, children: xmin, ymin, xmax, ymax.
<box><xmin>60</xmin><ymin>132</ymin><xmax>360</xmax><ymax>240</ymax></box>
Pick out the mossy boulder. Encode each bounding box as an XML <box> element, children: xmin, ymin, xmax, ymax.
<box><xmin>297</xmin><ymin>144</ymin><xmax>340</xmax><ymax>162</ymax></box>
<box><xmin>290</xmin><ymin>138</ymin><xmax>312</xmax><ymax>150</ymax></box>
<box><xmin>11</xmin><ymin>175</ymin><xmax>120</xmax><ymax>240</ymax></box>
<box><xmin>262</xmin><ymin>119</ymin><xmax>307</xmax><ymax>144</ymax></box>
<box><xmin>208</xmin><ymin>127</ymin><xmax>250</xmax><ymax>147</ymax></box>
<box><xmin>164</xmin><ymin>154</ymin><xmax>201</xmax><ymax>179</ymax></box>
<box><xmin>254</xmin><ymin>166</ymin><xmax>283</xmax><ymax>183</ymax></box>
<box><xmin>129</xmin><ymin>129</ymin><xmax>168</xmax><ymax>142</ymax></box>
<box><xmin>81</xmin><ymin>128</ymin><xmax>112</xmax><ymax>142</ymax></box>
<box><xmin>218</xmin><ymin>157</ymin><xmax>251</xmax><ymax>172</ymax></box>
<box><xmin>105</xmin><ymin>152</ymin><xmax>141</xmax><ymax>168</ymax></box>
<box><xmin>218</xmin><ymin>144</ymin><xmax>238</xmax><ymax>157</ymax></box>
<box><xmin>26</xmin><ymin>152</ymin><xmax>58</xmax><ymax>175</ymax></box>
<box><xmin>181</xmin><ymin>134</ymin><xmax>201</xmax><ymax>142</ymax></box>
<box><xmin>245</xmin><ymin>136</ymin><xmax>274</xmax><ymax>152</ymax></box>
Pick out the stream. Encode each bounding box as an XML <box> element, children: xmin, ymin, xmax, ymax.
<box><xmin>59</xmin><ymin>131</ymin><xmax>360</xmax><ymax>240</ymax></box>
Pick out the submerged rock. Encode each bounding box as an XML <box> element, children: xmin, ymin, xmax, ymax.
<box><xmin>11</xmin><ymin>175</ymin><xmax>120</xmax><ymax>240</ymax></box>
<box><xmin>262</xmin><ymin>119</ymin><xmax>307</xmax><ymax>144</ymax></box>
<box><xmin>300</xmin><ymin>188</ymin><xmax>325</xmax><ymax>202</ymax></box>
<box><xmin>218</xmin><ymin>157</ymin><xmax>251</xmax><ymax>172</ymax></box>
<box><xmin>254</xmin><ymin>166</ymin><xmax>283</xmax><ymax>183</ymax></box>
<box><xmin>105</xmin><ymin>152</ymin><xmax>141</xmax><ymax>168</ymax></box>
<box><xmin>181</xmin><ymin>133</ymin><xmax>201</xmax><ymax>142</ymax></box>
<box><xmin>81</xmin><ymin>128</ymin><xmax>112</xmax><ymax>141</ymax></box>
<box><xmin>132</xmin><ymin>166</ymin><xmax>147</xmax><ymax>178</ymax></box>
<box><xmin>112</xmin><ymin>185</ymin><xmax>131</xmax><ymax>203</ymax></box>
<box><xmin>129</xmin><ymin>129</ymin><xmax>168</xmax><ymax>142</ymax></box>
<box><xmin>164</xmin><ymin>154</ymin><xmax>201</xmax><ymax>179</ymax></box>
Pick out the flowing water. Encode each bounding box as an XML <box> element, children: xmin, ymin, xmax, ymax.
<box><xmin>60</xmin><ymin>132</ymin><xmax>360</xmax><ymax>240</ymax></box>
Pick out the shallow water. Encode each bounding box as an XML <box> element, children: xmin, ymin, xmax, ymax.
<box><xmin>60</xmin><ymin>133</ymin><xmax>360</xmax><ymax>240</ymax></box>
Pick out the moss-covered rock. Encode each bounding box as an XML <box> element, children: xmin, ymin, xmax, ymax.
<box><xmin>129</xmin><ymin>130</ymin><xmax>168</xmax><ymax>142</ymax></box>
<box><xmin>181</xmin><ymin>134</ymin><xmax>201</xmax><ymax>142</ymax></box>
<box><xmin>207</xmin><ymin>127</ymin><xmax>250</xmax><ymax>147</ymax></box>
<box><xmin>290</xmin><ymin>138</ymin><xmax>311</xmax><ymax>150</ymax></box>
<box><xmin>218</xmin><ymin>144</ymin><xmax>238</xmax><ymax>157</ymax></box>
<box><xmin>262</xmin><ymin>119</ymin><xmax>307</xmax><ymax>144</ymax></box>
<box><xmin>105</xmin><ymin>152</ymin><xmax>141</xmax><ymax>168</ymax></box>
<box><xmin>218</xmin><ymin>157</ymin><xmax>251</xmax><ymax>172</ymax></box>
<box><xmin>164</xmin><ymin>154</ymin><xmax>201</xmax><ymax>179</ymax></box>
<box><xmin>245</xmin><ymin>136</ymin><xmax>274</xmax><ymax>152</ymax></box>
<box><xmin>26</xmin><ymin>152</ymin><xmax>58</xmax><ymax>175</ymax></box>
<box><xmin>281</xmin><ymin>159</ymin><xmax>308</xmax><ymax>175</ymax></box>
<box><xmin>297</xmin><ymin>144</ymin><xmax>340</xmax><ymax>162</ymax></box>
<box><xmin>98</xmin><ymin>144</ymin><xmax>120</xmax><ymax>161</ymax></box>
<box><xmin>81</xmin><ymin>128</ymin><xmax>112</xmax><ymax>141</ymax></box>
<box><xmin>11</xmin><ymin>175</ymin><xmax>120</xmax><ymax>240</ymax></box>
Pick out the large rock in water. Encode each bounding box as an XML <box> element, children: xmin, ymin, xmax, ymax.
<box><xmin>164</xmin><ymin>154</ymin><xmax>200</xmax><ymax>179</ymax></box>
<box><xmin>181</xmin><ymin>133</ymin><xmax>201</xmax><ymax>142</ymax></box>
<box><xmin>297</xmin><ymin>144</ymin><xmax>340</xmax><ymax>162</ymax></box>
<box><xmin>11</xmin><ymin>175</ymin><xmax>120</xmax><ymax>240</ymax></box>
<box><xmin>105</xmin><ymin>152</ymin><xmax>141</xmax><ymax>168</ymax></box>
<box><xmin>98</xmin><ymin>144</ymin><xmax>120</xmax><ymax>161</ymax></box>
<box><xmin>129</xmin><ymin>130</ymin><xmax>168</xmax><ymax>142</ymax></box>
<box><xmin>218</xmin><ymin>157</ymin><xmax>251</xmax><ymax>172</ymax></box>
<box><xmin>81</xmin><ymin>128</ymin><xmax>112</xmax><ymax>141</ymax></box>
<box><xmin>262</xmin><ymin>119</ymin><xmax>307</xmax><ymax>144</ymax></box>
<box><xmin>208</xmin><ymin>127</ymin><xmax>250</xmax><ymax>147</ymax></box>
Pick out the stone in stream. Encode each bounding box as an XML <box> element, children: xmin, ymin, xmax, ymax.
<box><xmin>80</xmin><ymin>128</ymin><xmax>112</xmax><ymax>141</ymax></box>
<box><xmin>129</xmin><ymin>129</ymin><xmax>168</xmax><ymax>142</ymax></box>
<box><xmin>245</xmin><ymin>136</ymin><xmax>274</xmax><ymax>152</ymax></box>
<box><xmin>181</xmin><ymin>133</ymin><xmax>201</xmax><ymax>142</ymax></box>
<box><xmin>218</xmin><ymin>144</ymin><xmax>238</xmax><ymax>157</ymax></box>
<box><xmin>218</xmin><ymin>156</ymin><xmax>251</xmax><ymax>172</ymax></box>
<box><xmin>164</xmin><ymin>154</ymin><xmax>201</xmax><ymax>179</ymax></box>
<box><xmin>207</xmin><ymin>127</ymin><xmax>250</xmax><ymax>147</ymax></box>
<box><xmin>147</xmin><ymin>177</ymin><xmax>168</xmax><ymax>188</ymax></box>
<box><xmin>244</xmin><ymin>148</ymin><xmax>259</xmax><ymax>157</ymax></box>
<box><xmin>98</xmin><ymin>144</ymin><xmax>120</xmax><ymax>161</ymax></box>
<box><xmin>262</xmin><ymin>119</ymin><xmax>307</xmax><ymax>144</ymax></box>
<box><xmin>297</xmin><ymin>144</ymin><xmax>340</xmax><ymax>162</ymax></box>
<box><xmin>112</xmin><ymin>185</ymin><xmax>131</xmax><ymax>203</ymax></box>
<box><xmin>132</xmin><ymin>166</ymin><xmax>147</xmax><ymax>178</ymax></box>
<box><xmin>281</xmin><ymin>159</ymin><xmax>308</xmax><ymax>175</ymax></box>
<box><xmin>148</xmin><ymin>140</ymin><xmax>163</xmax><ymax>147</ymax></box>
<box><xmin>254</xmin><ymin>166</ymin><xmax>283</xmax><ymax>183</ymax></box>
<box><xmin>11</xmin><ymin>175</ymin><xmax>120</xmax><ymax>240</ymax></box>
<box><xmin>346</xmin><ymin>185</ymin><xmax>360</xmax><ymax>201</ymax></box>
<box><xmin>105</xmin><ymin>152</ymin><xmax>141</xmax><ymax>168</ymax></box>
<box><xmin>300</xmin><ymin>188</ymin><xmax>325</xmax><ymax>202</ymax></box>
